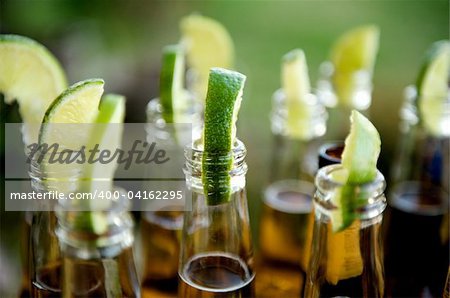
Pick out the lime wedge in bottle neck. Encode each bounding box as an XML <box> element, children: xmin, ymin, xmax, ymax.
<box><xmin>331</xmin><ymin>110</ymin><xmax>381</xmax><ymax>231</ymax></box>
<box><xmin>416</xmin><ymin>40</ymin><xmax>450</xmax><ymax>136</ymax></box>
<box><xmin>329</xmin><ymin>25</ymin><xmax>380</xmax><ymax>108</ymax></box>
<box><xmin>160</xmin><ymin>44</ymin><xmax>188</xmax><ymax>124</ymax></box>
<box><xmin>0</xmin><ymin>34</ymin><xmax>67</xmax><ymax>145</ymax></box>
<box><xmin>202</xmin><ymin>68</ymin><xmax>246</xmax><ymax>205</ymax></box>
<box><xmin>281</xmin><ymin>49</ymin><xmax>317</xmax><ymax>140</ymax></box>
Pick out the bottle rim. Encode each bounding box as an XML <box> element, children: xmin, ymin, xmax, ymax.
<box><xmin>315</xmin><ymin>164</ymin><xmax>386</xmax><ymax>218</ymax></box>
<box><xmin>270</xmin><ymin>88</ymin><xmax>328</xmax><ymax>139</ymax></box>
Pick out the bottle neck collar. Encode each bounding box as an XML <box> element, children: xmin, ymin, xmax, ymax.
<box><xmin>314</xmin><ymin>164</ymin><xmax>386</xmax><ymax>222</ymax></box>
<box><xmin>55</xmin><ymin>194</ymin><xmax>134</xmax><ymax>259</ymax></box>
<box><xmin>184</xmin><ymin>139</ymin><xmax>247</xmax><ymax>194</ymax></box>
<box><xmin>271</xmin><ymin>89</ymin><xmax>327</xmax><ymax>140</ymax></box>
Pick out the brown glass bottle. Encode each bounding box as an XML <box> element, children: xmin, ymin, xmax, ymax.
<box><xmin>384</xmin><ymin>86</ymin><xmax>449</xmax><ymax>297</ymax></box>
<box><xmin>257</xmin><ymin>88</ymin><xmax>327</xmax><ymax>298</ymax></box>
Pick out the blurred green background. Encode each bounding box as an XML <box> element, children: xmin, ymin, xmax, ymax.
<box><xmin>1</xmin><ymin>0</ymin><xmax>448</xmax><ymax>296</ymax></box>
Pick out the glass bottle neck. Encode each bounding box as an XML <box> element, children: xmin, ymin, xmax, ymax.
<box><xmin>55</xmin><ymin>195</ymin><xmax>134</xmax><ymax>259</ymax></box>
<box><xmin>183</xmin><ymin>139</ymin><xmax>247</xmax><ymax>194</ymax></box>
<box><xmin>271</xmin><ymin>89</ymin><xmax>327</xmax><ymax>140</ymax></box>
<box><xmin>316</xmin><ymin>61</ymin><xmax>373</xmax><ymax>110</ymax></box>
<box><xmin>314</xmin><ymin>164</ymin><xmax>386</xmax><ymax>222</ymax></box>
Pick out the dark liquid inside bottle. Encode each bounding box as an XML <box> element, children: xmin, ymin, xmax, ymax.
<box><xmin>32</xmin><ymin>261</ymin><xmax>62</xmax><ymax>298</ymax></box>
<box><xmin>179</xmin><ymin>253</ymin><xmax>255</xmax><ymax>298</ymax></box>
<box><xmin>384</xmin><ymin>183</ymin><xmax>449</xmax><ymax>297</ymax></box>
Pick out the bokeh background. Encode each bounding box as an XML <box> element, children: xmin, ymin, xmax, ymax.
<box><xmin>1</xmin><ymin>0</ymin><xmax>449</xmax><ymax>296</ymax></box>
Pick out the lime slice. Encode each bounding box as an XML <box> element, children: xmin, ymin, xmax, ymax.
<box><xmin>83</xmin><ymin>94</ymin><xmax>125</xmax><ymax>193</ymax></box>
<box><xmin>82</xmin><ymin>94</ymin><xmax>125</xmax><ymax>234</ymax></box>
<box><xmin>332</xmin><ymin>110</ymin><xmax>381</xmax><ymax>231</ymax></box>
<box><xmin>0</xmin><ymin>34</ymin><xmax>67</xmax><ymax>145</ymax></box>
<box><xmin>281</xmin><ymin>49</ymin><xmax>315</xmax><ymax>139</ymax></box>
<box><xmin>202</xmin><ymin>68</ymin><xmax>246</xmax><ymax>205</ymax></box>
<box><xmin>38</xmin><ymin>79</ymin><xmax>104</xmax><ymax>192</ymax></box>
<box><xmin>159</xmin><ymin>44</ymin><xmax>187</xmax><ymax>123</ymax></box>
<box><xmin>180</xmin><ymin>14</ymin><xmax>234</xmax><ymax>101</ymax></box>
<box><xmin>329</xmin><ymin>25</ymin><xmax>380</xmax><ymax>106</ymax></box>
<box><xmin>416</xmin><ymin>40</ymin><xmax>450</xmax><ymax>136</ymax></box>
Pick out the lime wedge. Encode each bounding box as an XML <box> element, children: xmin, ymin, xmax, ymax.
<box><xmin>202</xmin><ymin>68</ymin><xmax>246</xmax><ymax>205</ymax></box>
<box><xmin>180</xmin><ymin>14</ymin><xmax>234</xmax><ymax>101</ymax></box>
<box><xmin>38</xmin><ymin>79</ymin><xmax>104</xmax><ymax>192</ymax></box>
<box><xmin>281</xmin><ymin>49</ymin><xmax>315</xmax><ymax>139</ymax></box>
<box><xmin>416</xmin><ymin>40</ymin><xmax>450</xmax><ymax>136</ymax></box>
<box><xmin>83</xmin><ymin>94</ymin><xmax>125</xmax><ymax>193</ymax></box>
<box><xmin>82</xmin><ymin>94</ymin><xmax>125</xmax><ymax>234</ymax></box>
<box><xmin>330</xmin><ymin>25</ymin><xmax>380</xmax><ymax>106</ymax></box>
<box><xmin>0</xmin><ymin>34</ymin><xmax>67</xmax><ymax>145</ymax></box>
<box><xmin>332</xmin><ymin>110</ymin><xmax>381</xmax><ymax>231</ymax></box>
<box><xmin>159</xmin><ymin>44</ymin><xmax>187</xmax><ymax>123</ymax></box>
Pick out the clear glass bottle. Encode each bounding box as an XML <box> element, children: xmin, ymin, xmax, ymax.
<box><xmin>384</xmin><ymin>86</ymin><xmax>450</xmax><ymax>297</ymax></box>
<box><xmin>304</xmin><ymin>164</ymin><xmax>387</xmax><ymax>298</ymax></box>
<box><xmin>256</xmin><ymin>89</ymin><xmax>326</xmax><ymax>297</ymax></box>
<box><xmin>178</xmin><ymin>139</ymin><xmax>255</xmax><ymax>297</ymax></box>
<box><xmin>141</xmin><ymin>96</ymin><xmax>200</xmax><ymax>297</ymax></box>
<box><xmin>28</xmin><ymin>153</ymin><xmax>81</xmax><ymax>298</ymax></box>
<box><xmin>55</xmin><ymin>195</ymin><xmax>140</xmax><ymax>297</ymax></box>
<box><xmin>316</xmin><ymin>61</ymin><xmax>373</xmax><ymax>140</ymax></box>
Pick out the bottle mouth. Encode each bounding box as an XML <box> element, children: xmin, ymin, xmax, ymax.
<box><xmin>184</xmin><ymin>138</ymin><xmax>247</xmax><ymax>171</ymax></box>
<box><xmin>316</xmin><ymin>61</ymin><xmax>373</xmax><ymax>110</ymax></box>
<box><xmin>264</xmin><ymin>180</ymin><xmax>314</xmax><ymax>214</ymax></box>
<box><xmin>402</xmin><ymin>85</ymin><xmax>450</xmax><ymax>122</ymax></box>
<box><xmin>270</xmin><ymin>89</ymin><xmax>328</xmax><ymax>139</ymax></box>
<box><xmin>389</xmin><ymin>181</ymin><xmax>448</xmax><ymax>216</ymax></box>
<box><xmin>318</xmin><ymin>140</ymin><xmax>345</xmax><ymax>168</ymax></box>
<box><xmin>315</xmin><ymin>164</ymin><xmax>386</xmax><ymax>218</ymax></box>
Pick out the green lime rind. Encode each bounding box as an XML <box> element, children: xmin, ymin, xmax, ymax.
<box><xmin>332</xmin><ymin>110</ymin><xmax>381</xmax><ymax>232</ymax></box>
<box><xmin>160</xmin><ymin>44</ymin><xmax>185</xmax><ymax>123</ymax></box>
<box><xmin>81</xmin><ymin>93</ymin><xmax>125</xmax><ymax>235</ymax></box>
<box><xmin>342</xmin><ymin>110</ymin><xmax>380</xmax><ymax>184</ymax></box>
<box><xmin>202</xmin><ymin>68</ymin><xmax>246</xmax><ymax>205</ymax></box>
<box><xmin>40</xmin><ymin>79</ymin><xmax>104</xmax><ymax>128</ymax></box>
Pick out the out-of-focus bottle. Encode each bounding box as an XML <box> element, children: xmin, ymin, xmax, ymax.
<box><xmin>384</xmin><ymin>86</ymin><xmax>450</xmax><ymax>297</ymax></box>
<box><xmin>304</xmin><ymin>164</ymin><xmax>386</xmax><ymax>298</ymax></box>
<box><xmin>257</xmin><ymin>88</ymin><xmax>327</xmax><ymax>298</ymax></box>
<box><xmin>55</xmin><ymin>194</ymin><xmax>140</xmax><ymax>297</ymax></box>
<box><xmin>317</xmin><ymin>60</ymin><xmax>373</xmax><ymax>140</ymax></box>
<box><xmin>141</xmin><ymin>94</ymin><xmax>200</xmax><ymax>297</ymax></box>
<box><xmin>178</xmin><ymin>139</ymin><xmax>255</xmax><ymax>298</ymax></box>
<box><xmin>28</xmin><ymin>152</ymin><xmax>81</xmax><ymax>298</ymax></box>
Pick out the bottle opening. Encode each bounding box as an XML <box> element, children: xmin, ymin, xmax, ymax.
<box><xmin>389</xmin><ymin>181</ymin><xmax>448</xmax><ymax>216</ymax></box>
<box><xmin>264</xmin><ymin>180</ymin><xmax>314</xmax><ymax>214</ymax></box>
<box><xmin>318</xmin><ymin>141</ymin><xmax>344</xmax><ymax>168</ymax></box>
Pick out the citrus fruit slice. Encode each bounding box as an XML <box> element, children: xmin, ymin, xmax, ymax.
<box><xmin>83</xmin><ymin>93</ymin><xmax>125</xmax><ymax>193</ymax></box>
<box><xmin>38</xmin><ymin>79</ymin><xmax>104</xmax><ymax>192</ymax></box>
<box><xmin>180</xmin><ymin>14</ymin><xmax>234</xmax><ymax>101</ymax></box>
<box><xmin>202</xmin><ymin>68</ymin><xmax>246</xmax><ymax>205</ymax></box>
<box><xmin>331</xmin><ymin>110</ymin><xmax>381</xmax><ymax>231</ymax></box>
<box><xmin>416</xmin><ymin>40</ymin><xmax>450</xmax><ymax>136</ymax></box>
<box><xmin>0</xmin><ymin>34</ymin><xmax>67</xmax><ymax>145</ymax></box>
<box><xmin>82</xmin><ymin>94</ymin><xmax>125</xmax><ymax>234</ymax></box>
<box><xmin>160</xmin><ymin>44</ymin><xmax>187</xmax><ymax>123</ymax></box>
<box><xmin>281</xmin><ymin>49</ymin><xmax>315</xmax><ymax>139</ymax></box>
<box><xmin>329</xmin><ymin>25</ymin><xmax>380</xmax><ymax>106</ymax></box>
